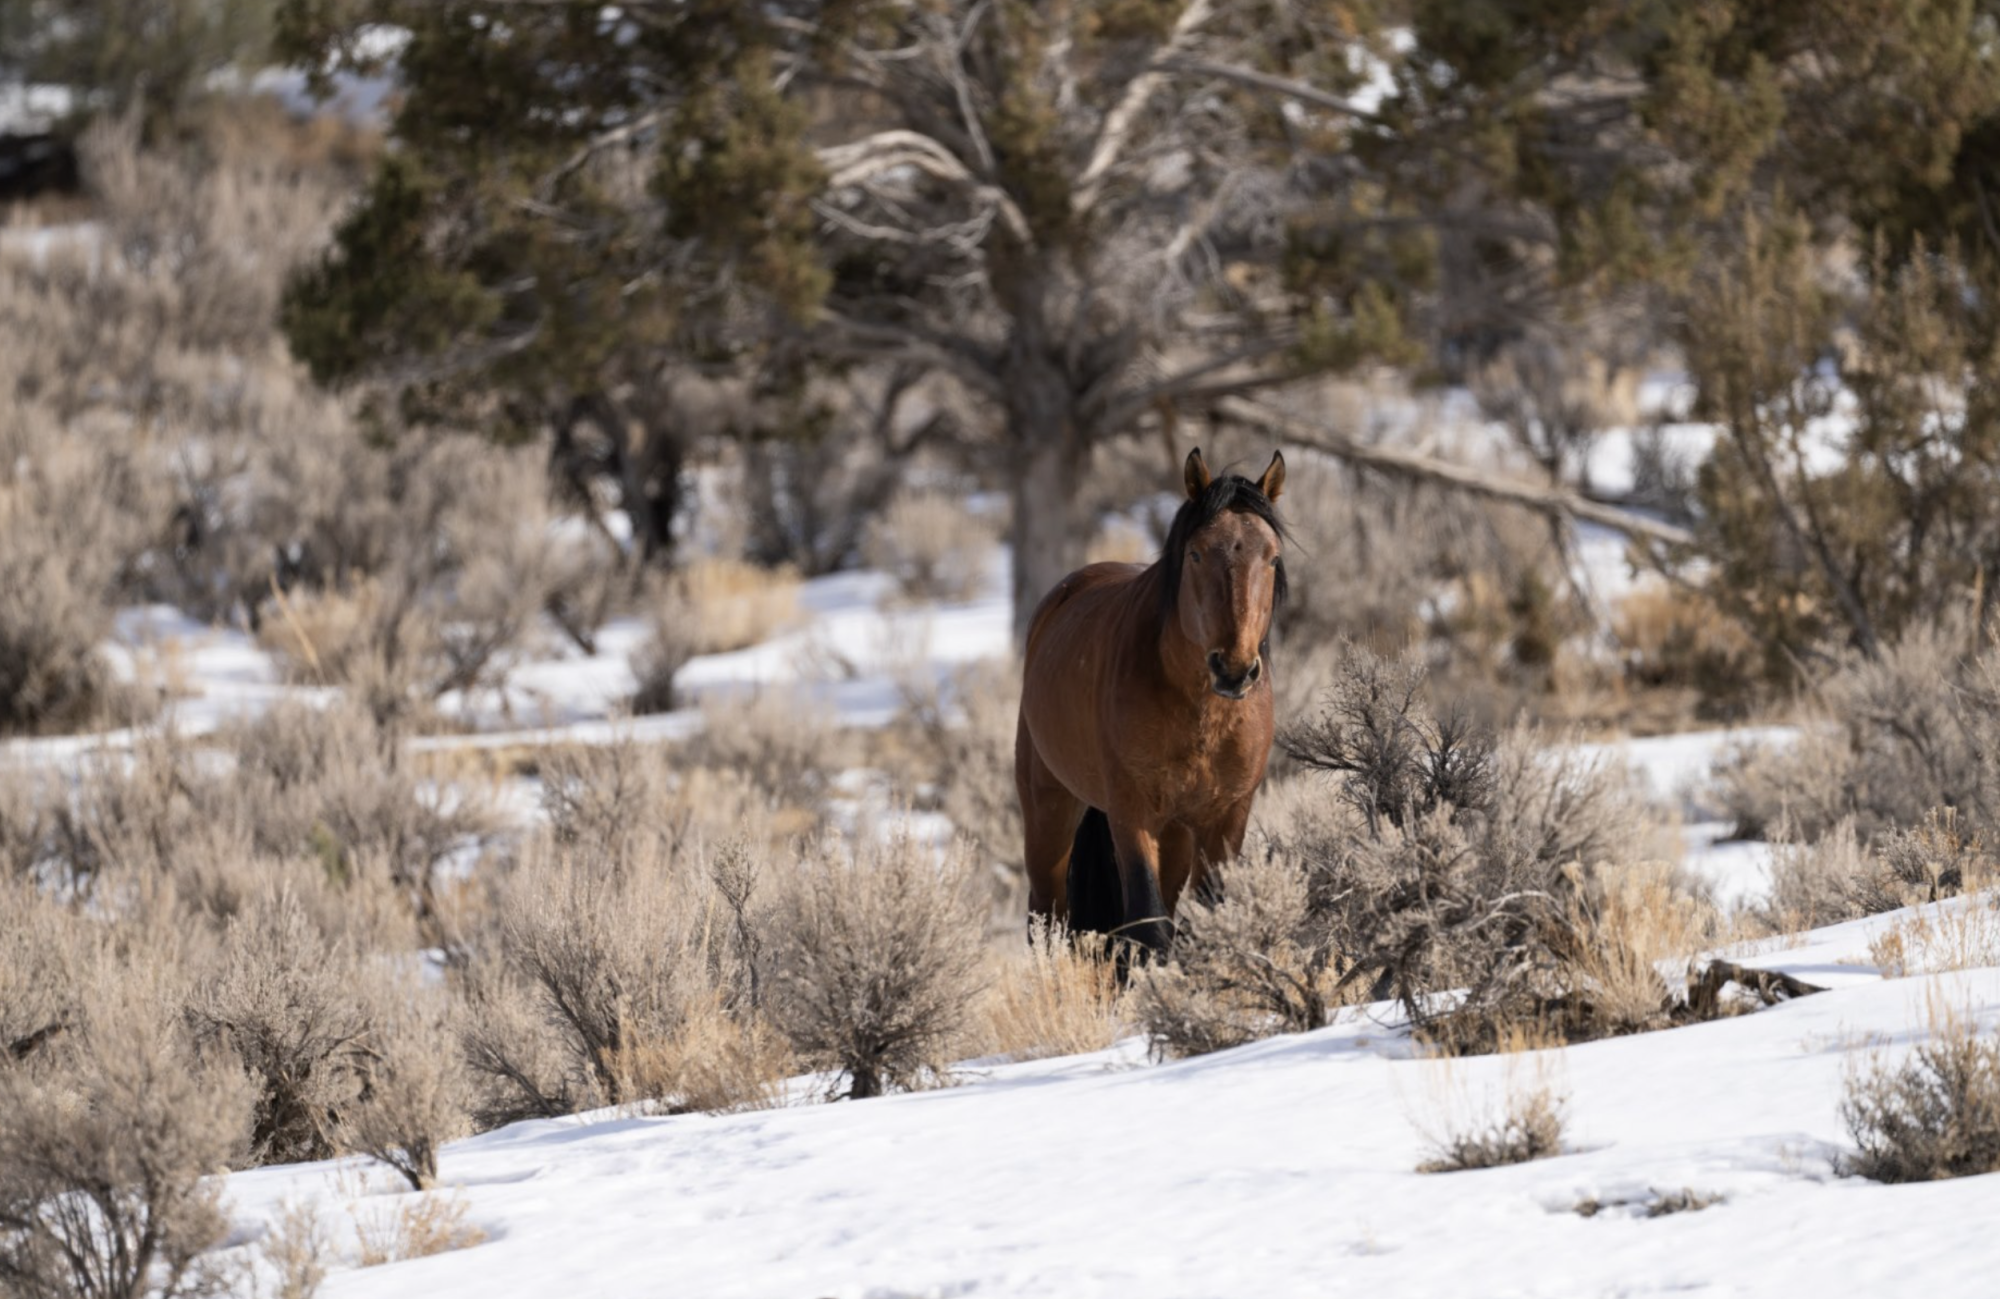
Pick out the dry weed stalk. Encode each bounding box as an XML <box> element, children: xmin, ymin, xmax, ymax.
<box><xmin>1413</xmin><ymin>1026</ymin><xmax>1570</xmax><ymax>1172</ymax></box>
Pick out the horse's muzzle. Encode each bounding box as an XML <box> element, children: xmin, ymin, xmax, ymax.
<box><xmin>1206</xmin><ymin>651</ymin><xmax>1262</xmax><ymax>699</ymax></box>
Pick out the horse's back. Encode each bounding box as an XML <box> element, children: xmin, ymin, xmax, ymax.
<box><xmin>1022</xmin><ymin>562</ymin><xmax>1146</xmax><ymax>660</ymax></box>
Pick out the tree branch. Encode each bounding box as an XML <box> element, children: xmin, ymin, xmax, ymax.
<box><xmin>1157</xmin><ymin>56</ymin><xmax>1390</xmax><ymax>127</ymax></box>
<box><xmin>817</xmin><ymin>130</ymin><xmax>1032</xmax><ymax>244</ymax></box>
<box><xmin>1074</xmin><ymin>0</ymin><xmax>1216</xmax><ymax>217</ymax></box>
<box><xmin>1213</xmin><ymin>396</ymin><xmax>1696</xmax><ymax>551</ymax></box>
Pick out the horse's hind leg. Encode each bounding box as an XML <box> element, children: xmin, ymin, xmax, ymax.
<box><xmin>1015</xmin><ymin>711</ymin><xmax>1084</xmax><ymax>932</ymax></box>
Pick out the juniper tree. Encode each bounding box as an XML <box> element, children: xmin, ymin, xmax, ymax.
<box><xmin>277</xmin><ymin>0</ymin><xmax>1432</xmax><ymax>631</ymax></box>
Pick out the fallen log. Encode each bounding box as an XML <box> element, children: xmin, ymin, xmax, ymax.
<box><xmin>1686</xmin><ymin>959</ymin><xmax>1828</xmax><ymax>1020</ymax></box>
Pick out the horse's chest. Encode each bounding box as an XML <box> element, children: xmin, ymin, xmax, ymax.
<box><xmin>1128</xmin><ymin>713</ymin><xmax>1266</xmax><ymax>811</ymax></box>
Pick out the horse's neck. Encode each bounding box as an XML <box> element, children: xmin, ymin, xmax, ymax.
<box><xmin>1135</xmin><ymin>564</ymin><xmax>1207</xmax><ymax>701</ymax></box>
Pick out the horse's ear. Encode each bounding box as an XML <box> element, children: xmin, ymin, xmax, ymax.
<box><xmin>1183</xmin><ymin>447</ymin><xmax>1212</xmax><ymax>500</ymax></box>
<box><xmin>1256</xmin><ymin>449</ymin><xmax>1286</xmax><ymax>502</ymax></box>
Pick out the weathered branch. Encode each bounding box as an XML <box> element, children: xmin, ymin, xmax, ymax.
<box><xmin>1156</xmin><ymin>56</ymin><xmax>1390</xmax><ymax>126</ymax></box>
<box><xmin>538</xmin><ymin>108</ymin><xmax>671</xmax><ymax>202</ymax></box>
<box><xmin>1074</xmin><ymin>0</ymin><xmax>1215</xmax><ymax>217</ymax></box>
<box><xmin>817</xmin><ymin>130</ymin><xmax>1032</xmax><ymax>244</ymax></box>
<box><xmin>1213</xmin><ymin>396</ymin><xmax>1696</xmax><ymax>550</ymax></box>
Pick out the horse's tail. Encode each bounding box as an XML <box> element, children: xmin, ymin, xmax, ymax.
<box><xmin>1065</xmin><ymin>807</ymin><xmax>1123</xmax><ymax>939</ymax></box>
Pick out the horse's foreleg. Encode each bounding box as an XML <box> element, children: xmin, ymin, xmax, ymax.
<box><xmin>1016</xmin><ymin>713</ymin><xmax>1083</xmax><ymax>930</ymax></box>
<box><xmin>1107</xmin><ymin>820</ymin><xmax>1172</xmax><ymax>959</ymax></box>
<box><xmin>1157</xmin><ymin>823</ymin><xmax>1198</xmax><ymax>917</ymax></box>
<box><xmin>1191</xmin><ymin>797</ymin><xmax>1257</xmax><ymax>906</ymax></box>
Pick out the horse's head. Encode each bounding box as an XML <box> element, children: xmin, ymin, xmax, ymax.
<box><xmin>1169</xmin><ymin>447</ymin><xmax>1287</xmax><ymax>700</ymax></box>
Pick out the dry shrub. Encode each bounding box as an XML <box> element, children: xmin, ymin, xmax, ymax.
<box><xmin>672</xmin><ymin>557</ymin><xmax>800</xmax><ymax>654</ymax></box>
<box><xmin>1612</xmin><ymin>584</ymin><xmax>1762</xmax><ymax>718</ymax></box>
<box><xmin>0</xmin><ymin>396</ymin><xmax>160</xmax><ymax>735</ymax></box>
<box><xmin>185</xmin><ymin>889</ymin><xmax>382</xmax><ymax>1166</ymax></box>
<box><xmin>335</xmin><ymin>985</ymin><xmax>471</xmax><ymax>1191</ymax></box>
<box><xmin>1717</xmin><ymin>623</ymin><xmax>1989</xmax><ymax>846</ymax></box>
<box><xmin>627</xmin><ymin>596</ymin><xmax>698</xmax><ymax>715</ymax></box>
<box><xmin>1277</xmin><ymin>644</ymin><xmax>1656</xmax><ymax>1050</ymax></box>
<box><xmin>1841</xmin><ymin>1000</ymin><xmax>2000</xmax><ymax>1183</ymax></box>
<box><xmin>259</xmin><ymin>441</ymin><xmax>618</xmax><ymax>716</ymax></box>
<box><xmin>1278</xmin><ymin>652</ymin><xmax>1724</xmax><ymax>1049</ymax></box>
<box><xmin>453</xmin><ymin>951</ymin><xmax>584</xmax><ymax>1130</ymax></box>
<box><xmin>350</xmin><ymin>1190</ymin><xmax>485</xmax><ymax>1267</ymax></box>
<box><xmin>863</xmin><ymin>489</ymin><xmax>999</xmax><ymax>603</ymax></box>
<box><xmin>537</xmin><ymin>740</ymin><xmax>677</xmax><ymax>864</ymax></box>
<box><xmin>976</xmin><ymin>920</ymin><xmax>1126</xmax><ymax>1062</ymax></box>
<box><xmin>1136</xmin><ymin>851</ymin><xmax>1344</xmax><ymax>1060</ymax></box>
<box><xmin>689</xmin><ymin>688</ymin><xmax>843</xmax><ymax>812</ymax></box>
<box><xmin>0</xmin><ymin>878</ymin><xmax>88</xmax><ymax>1068</ymax></box>
<box><xmin>476</xmin><ymin>834</ymin><xmax>777</xmax><ymax>1117</ymax></box>
<box><xmin>1868</xmin><ymin>899</ymin><xmax>2000</xmax><ymax>978</ymax></box>
<box><xmin>1413</xmin><ymin>1030</ymin><xmax>1570</xmax><ymax>1172</ymax></box>
<box><xmin>1760</xmin><ymin>804</ymin><xmax>1985</xmax><ymax>931</ymax></box>
<box><xmin>767</xmin><ymin>835</ymin><xmax>987</xmax><ymax>1099</ymax></box>
<box><xmin>1765</xmin><ymin>818</ymin><xmax>1885</xmax><ymax>929</ymax></box>
<box><xmin>886</xmin><ymin>659</ymin><xmax>1024</xmax><ymax>906</ymax></box>
<box><xmin>0</xmin><ymin>961</ymin><xmax>253</xmax><ymax>1299</ymax></box>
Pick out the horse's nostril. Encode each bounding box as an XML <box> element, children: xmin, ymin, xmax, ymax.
<box><xmin>1206</xmin><ymin>650</ymin><xmax>1225</xmax><ymax>676</ymax></box>
<box><xmin>1247</xmin><ymin>658</ymin><xmax>1262</xmax><ymax>683</ymax></box>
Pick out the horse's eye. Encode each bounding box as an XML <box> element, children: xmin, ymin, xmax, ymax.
<box><xmin>1188</xmin><ymin>549</ymin><xmax>1202</xmax><ymax>564</ymax></box>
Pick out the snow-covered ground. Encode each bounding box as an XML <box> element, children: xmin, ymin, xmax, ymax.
<box><xmin>217</xmin><ymin>898</ymin><xmax>1999</xmax><ymax>1299</ymax></box>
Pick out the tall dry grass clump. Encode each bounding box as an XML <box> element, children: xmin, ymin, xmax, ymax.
<box><xmin>766</xmin><ymin>835</ymin><xmax>987</xmax><ymax>1098</ymax></box>
<box><xmin>1413</xmin><ymin>1029</ymin><xmax>1571</xmax><ymax>1172</ymax></box>
<box><xmin>976</xmin><ymin>920</ymin><xmax>1126</xmax><ymax>1062</ymax></box>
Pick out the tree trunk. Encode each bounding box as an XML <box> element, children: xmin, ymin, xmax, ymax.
<box><xmin>1005</xmin><ymin>358</ymin><xmax>1091</xmax><ymax>644</ymax></box>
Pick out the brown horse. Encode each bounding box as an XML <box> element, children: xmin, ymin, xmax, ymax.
<box><xmin>1016</xmin><ymin>447</ymin><xmax>1287</xmax><ymax>956</ymax></box>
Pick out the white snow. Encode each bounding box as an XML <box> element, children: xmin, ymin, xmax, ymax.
<box><xmin>214</xmin><ymin>899</ymin><xmax>2000</xmax><ymax>1298</ymax></box>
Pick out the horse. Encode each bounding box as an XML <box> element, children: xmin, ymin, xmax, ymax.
<box><xmin>1015</xmin><ymin>446</ymin><xmax>1287</xmax><ymax>958</ymax></box>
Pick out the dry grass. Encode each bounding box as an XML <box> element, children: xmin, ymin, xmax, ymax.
<box><xmin>1868</xmin><ymin>899</ymin><xmax>2000</xmax><ymax>978</ymax></box>
<box><xmin>1413</xmin><ymin>1028</ymin><xmax>1571</xmax><ymax>1172</ymax></box>
<box><xmin>350</xmin><ymin>1190</ymin><xmax>485</xmax><ymax>1267</ymax></box>
<box><xmin>1549</xmin><ymin>859</ymin><xmax>1722</xmax><ymax>1040</ymax></box>
<box><xmin>1611</xmin><ymin>584</ymin><xmax>1763</xmax><ymax>721</ymax></box>
<box><xmin>1841</xmin><ymin>997</ymin><xmax>2000</xmax><ymax>1183</ymax></box>
<box><xmin>975</xmin><ymin>921</ymin><xmax>1127</xmax><ymax>1062</ymax></box>
<box><xmin>672</xmin><ymin>557</ymin><xmax>801</xmax><ymax>654</ymax></box>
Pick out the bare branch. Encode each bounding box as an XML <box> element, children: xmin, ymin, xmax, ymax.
<box><xmin>817</xmin><ymin>130</ymin><xmax>1033</xmax><ymax>244</ymax></box>
<box><xmin>537</xmin><ymin>108</ymin><xmax>670</xmax><ymax>202</ymax></box>
<box><xmin>1158</xmin><ymin>56</ymin><xmax>1389</xmax><ymax>126</ymax></box>
<box><xmin>1214</xmin><ymin>396</ymin><xmax>1696</xmax><ymax>550</ymax></box>
<box><xmin>1074</xmin><ymin>0</ymin><xmax>1216</xmax><ymax>217</ymax></box>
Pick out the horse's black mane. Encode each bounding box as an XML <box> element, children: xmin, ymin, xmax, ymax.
<box><xmin>1156</xmin><ymin>472</ymin><xmax>1290</xmax><ymax>626</ymax></box>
